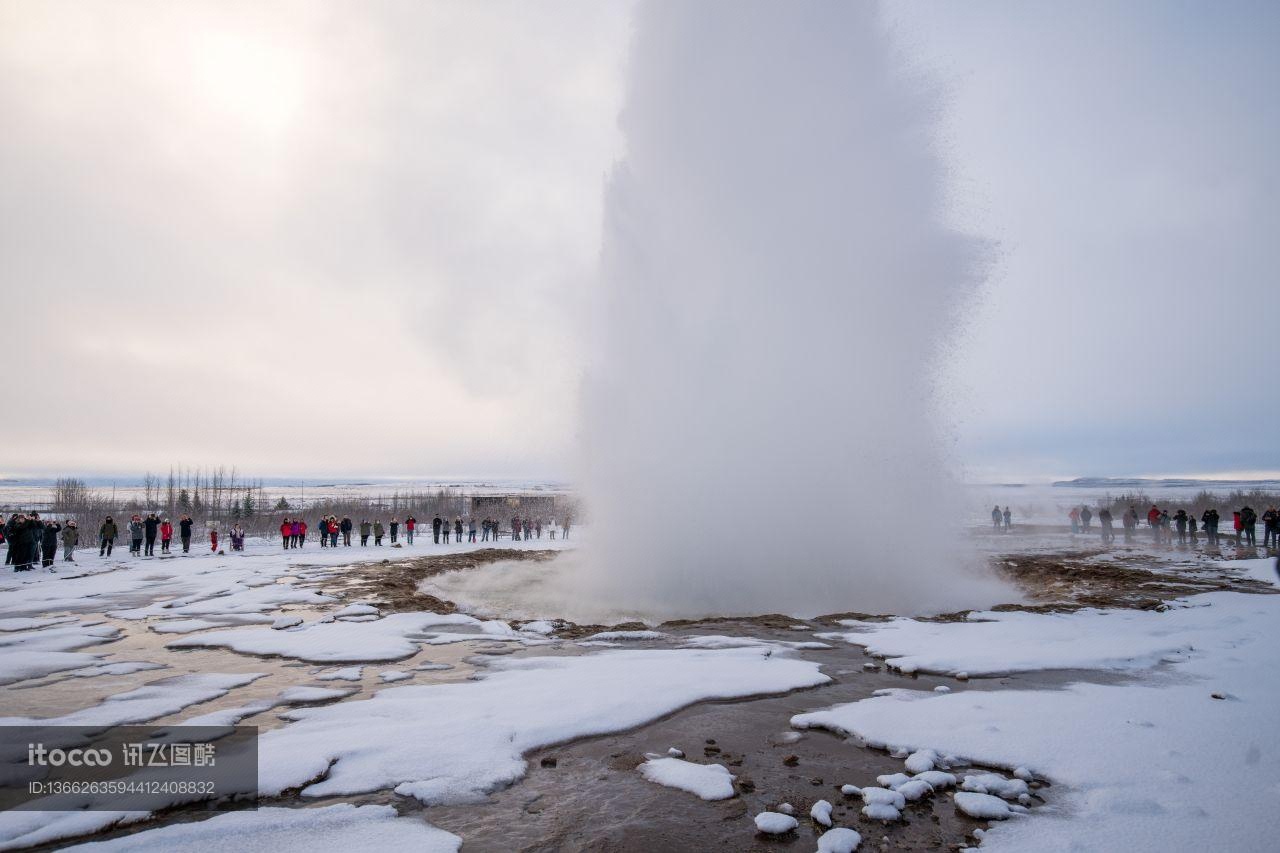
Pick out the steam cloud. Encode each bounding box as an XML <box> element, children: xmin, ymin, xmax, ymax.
<box><xmin>574</xmin><ymin>0</ymin><xmax>1008</xmax><ymax>618</ymax></box>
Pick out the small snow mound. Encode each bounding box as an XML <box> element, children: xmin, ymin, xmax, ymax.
<box><xmin>904</xmin><ymin>748</ymin><xmax>938</xmax><ymax>773</ymax></box>
<box><xmin>335</xmin><ymin>604</ymin><xmax>380</xmax><ymax>618</ymax></box>
<box><xmin>817</xmin><ymin>826</ymin><xmax>862</xmax><ymax>853</ymax></box>
<box><xmin>272</xmin><ymin>616</ymin><xmax>304</xmax><ymax>630</ymax></box>
<box><xmin>754</xmin><ymin>811</ymin><xmax>799</xmax><ymax>834</ymax></box>
<box><xmin>955</xmin><ymin>671</ymin><xmax>970</xmax><ymax>681</ymax></box>
<box><xmin>954</xmin><ymin>791</ymin><xmax>1016</xmax><ymax>820</ymax></box>
<box><xmin>896</xmin><ymin>779</ymin><xmax>933</xmax><ymax>802</ymax></box>
<box><xmin>876</xmin><ymin>772</ymin><xmax>912</xmax><ymax>789</ymax></box>
<box><xmin>777</xmin><ymin>802</ymin><xmax>795</xmax><ymax>815</ymax></box>
<box><xmin>914</xmin><ymin>770</ymin><xmax>956</xmax><ymax>790</ymax></box>
<box><xmin>667</xmin><ymin>747</ymin><xmax>684</xmax><ymax>758</ymax></box>
<box><xmin>840</xmin><ymin>784</ymin><xmax>861</xmax><ymax>796</ymax></box>
<box><xmin>638</xmin><ymin>757</ymin><xmax>735</xmax><ymax>801</ymax></box>
<box><xmin>810</xmin><ymin>799</ymin><xmax>833</xmax><ymax>827</ymax></box>
<box><xmin>861</xmin><ymin>803</ymin><xmax>901</xmax><ymax>821</ymax></box>
<box><xmin>1013</xmin><ymin>766</ymin><xmax>1033</xmax><ymax>781</ymax></box>
<box><xmin>933</xmin><ymin>685</ymin><xmax>951</xmax><ymax>693</ymax></box>
<box><xmin>379</xmin><ymin>670</ymin><xmax>412</xmax><ymax>683</ymax></box>
<box><xmin>961</xmin><ymin>773</ymin><xmax>1029</xmax><ymax>800</ymax></box>
<box><xmin>315</xmin><ymin>666</ymin><xmax>364</xmax><ymax>682</ymax></box>
<box><xmin>860</xmin><ymin>787</ymin><xmax>906</xmax><ymax>809</ymax></box>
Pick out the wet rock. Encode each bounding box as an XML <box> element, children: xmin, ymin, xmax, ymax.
<box><xmin>540</xmin><ymin>757</ymin><xmax>557</xmax><ymax>768</ymax></box>
<box><xmin>783</xmin><ymin>754</ymin><xmax>799</xmax><ymax>766</ymax></box>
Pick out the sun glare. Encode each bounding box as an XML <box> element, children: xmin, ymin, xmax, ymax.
<box><xmin>190</xmin><ymin>30</ymin><xmax>305</xmax><ymax>139</ymax></box>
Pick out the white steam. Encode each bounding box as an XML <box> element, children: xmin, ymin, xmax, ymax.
<box><xmin>572</xmin><ymin>0</ymin><xmax>1007</xmax><ymax>619</ymax></box>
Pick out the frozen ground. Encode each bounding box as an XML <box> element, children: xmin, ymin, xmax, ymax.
<box><xmin>0</xmin><ymin>529</ymin><xmax>1276</xmax><ymax>850</ymax></box>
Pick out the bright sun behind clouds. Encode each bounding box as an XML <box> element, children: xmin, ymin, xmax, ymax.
<box><xmin>189</xmin><ymin>30</ymin><xmax>306</xmax><ymax>140</ymax></box>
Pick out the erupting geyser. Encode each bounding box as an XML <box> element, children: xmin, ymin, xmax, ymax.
<box><xmin>576</xmin><ymin>0</ymin><xmax>1008</xmax><ymax>618</ymax></box>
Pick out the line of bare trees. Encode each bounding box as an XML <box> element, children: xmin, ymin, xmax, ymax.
<box><xmin>41</xmin><ymin>471</ymin><xmax>574</xmax><ymax>538</ymax></box>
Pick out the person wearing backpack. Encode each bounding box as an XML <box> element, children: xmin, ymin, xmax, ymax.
<box><xmin>359</xmin><ymin>519</ymin><xmax>371</xmax><ymax>546</ymax></box>
<box><xmin>373</xmin><ymin>520</ymin><xmax>385</xmax><ymax>546</ymax></box>
<box><xmin>1241</xmin><ymin>506</ymin><xmax>1258</xmax><ymax>547</ymax></box>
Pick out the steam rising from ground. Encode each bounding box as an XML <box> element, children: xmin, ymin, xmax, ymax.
<box><xmin>436</xmin><ymin>2</ymin><xmax>1011</xmax><ymax>622</ymax></box>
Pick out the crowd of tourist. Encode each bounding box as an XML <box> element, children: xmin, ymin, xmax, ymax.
<box><xmin>2</xmin><ymin>509</ymin><xmax>573</xmax><ymax>571</ymax></box>
<box><xmin>1060</xmin><ymin>503</ymin><xmax>1278</xmax><ymax>548</ymax></box>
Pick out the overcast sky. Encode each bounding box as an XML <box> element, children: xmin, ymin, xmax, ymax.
<box><xmin>1</xmin><ymin>0</ymin><xmax>1276</xmax><ymax>482</ymax></box>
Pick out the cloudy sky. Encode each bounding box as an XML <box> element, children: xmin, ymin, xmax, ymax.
<box><xmin>1</xmin><ymin>0</ymin><xmax>1276</xmax><ymax>482</ymax></box>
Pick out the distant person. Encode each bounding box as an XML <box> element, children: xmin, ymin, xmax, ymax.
<box><xmin>99</xmin><ymin>516</ymin><xmax>118</xmax><ymax>557</ymax></box>
<box><xmin>280</xmin><ymin>517</ymin><xmax>293</xmax><ymax>549</ymax></box>
<box><xmin>1233</xmin><ymin>510</ymin><xmax>1243</xmax><ymax>545</ymax></box>
<box><xmin>433</xmin><ymin>515</ymin><xmax>443</xmax><ymax>544</ymax></box>
<box><xmin>1201</xmin><ymin>508</ymin><xmax>1220</xmax><ymax>546</ymax></box>
<box><xmin>160</xmin><ymin>518</ymin><xmax>173</xmax><ymax>553</ymax></box>
<box><xmin>1159</xmin><ymin>510</ymin><xmax>1172</xmax><ymax>544</ymax></box>
<box><xmin>1147</xmin><ymin>505</ymin><xmax>1161</xmax><ymax>541</ymax></box>
<box><xmin>1002</xmin><ymin>507</ymin><xmax>1011</xmax><ymax>531</ymax></box>
<box><xmin>481</xmin><ymin>518</ymin><xmax>491</xmax><ymax>542</ymax></box>
<box><xmin>328</xmin><ymin>517</ymin><xmax>339</xmax><ymax>548</ymax></box>
<box><xmin>61</xmin><ymin>520</ymin><xmax>78</xmax><ymax>562</ymax></box>
<box><xmin>390</xmin><ymin>518</ymin><xmax>400</xmax><ymax>544</ymax></box>
<box><xmin>210</xmin><ymin>527</ymin><xmax>218</xmax><ymax>552</ymax></box>
<box><xmin>455</xmin><ymin>517</ymin><xmax>463</xmax><ymax>543</ymax></box>
<box><xmin>1080</xmin><ymin>506</ymin><xmax>1092</xmax><ymax>531</ymax></box>
<box><xmin>179</xmin><ymin>515</ymin><xmax>194</xmax><ymax>553</ymax></box>
<box><xmin>374</xmin><ymin>520</ymin><xmax>385</xmax><ymax>546</ymax></box>
<box><xmin>143</xmin><ymin>513</ymin><xmax>160</xmax><ymax>556</ymax></box>
<box><xmin>1099</xmin><ymin>508</ymin><xmax>1114</xmax><ymax>544</ymax></box>
<box><xmin>41</xmin><ymin>519</ymin><xmax>61</xmax><ymax>568</ymax></box>
<box><xmin>535</xmin><ymin>518</ymin><xmax>543</xmax><ymax>539</ymax></box>
<box><xmin>1240</xmin><ymin>506</ymin><xmax>1257</xmax><ymax>547</ymax></box>
<box><xmin>1188</xmin><ymin>513</ymin><xmax>1198</xmax><ymax>544</ymax></box>
<box><xmin>405</xmin><ymin>516</ymin><xmax>416</xmax><ymax>545</ymax></box>
<box><xmin>341</xmin><ymin>516</ymin><xmax>353</xmax><ymax>546</ymax></box>
<box><xmin>1173</xmin><ymin>510</ymin><xmax>1187</xmax><ymax>544</ymax></box>
<box><xmin>991</xmin><ymin>505</ymin><xmax>1002</xmax><ymax>530</ymax></box>
<box><xmin>1122</xmin><ymin>506</ymin><xmax>1137</xmax><ymax>543</ymax></box>
<box><xmin>511</xmin><ymin>516</ymin><xmax>521</xmax><ymax>542</ymax></box>
<box><xmin>468</xmin><ymin>518</ymin><xmax>477</xmax><ymax>542</ymax></box>
<box><xmin>1263</xmin><ymin>506</ymin><xmax>1278</xmax><ymax>549</ymax></box>
<box><xmin>128</xmin><ymin>515</ymin><xmax>144</xmax><ymax>556</ymax></box>
<box><xmin>230</xmin><ymin>524</ymin><xmax>245</xmax><ymax>551</ymax></box>
<box><xmin>563</xmin><ymin>516</ymin><xmax>572</xmax><ymax>540</ymax></box>
<box><xmin>359</xmin><ymin>519</ymin><xmax>371</xmax><ymax>546</ymax></box>
<box><xmin>1068</xmin><ymin>506</ymin><xmax>1081</xmax><ymax>534</ymax></box>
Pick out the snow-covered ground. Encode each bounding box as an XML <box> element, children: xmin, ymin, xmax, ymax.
<box><xmin>794</xmin><ymin>556</ymin><xmax>1280</xmax><ymax>851</ymax></box>
<box><xmin>2</xmin><ymin>533</ymin><xmax>1277</xmax><ymax>851</ymax></box>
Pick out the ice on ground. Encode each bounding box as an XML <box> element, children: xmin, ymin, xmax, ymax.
<box><xmin>0</xmin><ymin>621</ymin><xmax>121</xmax><ymax>685</ymax></box>
<box><xmin>255</xmin><ymin>647</ymin><xmax>828</xmax><ymax>805</ymax></box>
<box><xmin>954</xmin><ymin>791</ymin><xmax>1019</xmax><ymax>820</ymax></box>
<box><xmin>1</xmin><ymin>672</ymin><xmax>264</xmax><ymax>729</ymax></box>
<box><xmin>334</xmin><ymin>604</ymin><xmax>380</xmax><ymax>618</ymax></box>
<box><xmin>278</xmin><ymin>686</ymin><xmax>356</xmax><ymax>703</ymax></box>
<box><xmin>961</xmin><ymin>773</ymin><xmax>1028</xmax><ymax>800</ymax></box>
<box><xmin>0</xmin><ymin>616</ymin><xmax>76</xmax><ymax>631</ymax></box>
<box><xmin>821</xmin><ymin>591</ymin><xmax>1267</xmax><ymax>675</ymax></box>
<box><xmin>754</xmin><ymin>812</ymin><xmax>798</xmax><ymax>834</ymax></box>
<box><xmin>810</xmin><ymin>799</ymin><xmax>833</xmax><ymax>826</ymax></box>
<box><xmin>149</xmin><ymin>617</ymin><xmax>273</xmax><ymax>634</ymax></box>
<box><xmin>415</xmin><ymin>663</ymin><xmax>453</xmax><ymax>672</ymax></box>
<box><xmin>679</xmin><ymin>635</ymin><xmax>831</xmax><ymax>651</ymax></box>
<box><xmin>791</xmin><ymin>589</ymin><xmax>1280</xmax><ymax>852</ymax></box>
<box><xmin>68</xmin><ymin>661</ymin><xmax>167</xmax><ymax>678</ymax></box>
<box><xmin>315</xmin><ymin>667</ymin><xmax>364</xmax><ymax>682</ymax></box>
<box><xmin>816</xmin><ymin>826</ymin><xmax>862</xmax><ymax>853</ymax></box>
<box><xmin>638</xmin><ymin>757</ymin><xmax>735</xmax><ymax>800</ymax></box>
<box><xmin>584</xmin><ymin>630</ymin><xmax>666</xmax><ymax>641</ymax></box>
<box><xmin>520</xmin><ymin>620</ymin><xmax>556</xmax><ymax>635</ymax></box>
<box><xmin>272</xmin><ymin>616</ymin><xmax>304</xmax><ymax>630</ymax></box>
<box><xmin>60</xmin><ymin>803</ymin><xmax>460</xmax><ymax>853</ymax></box>
<box><xmin>167</xmin><ymin>613</ymin><xmax>487</xmax><ymax>662</ymax></box>
<box><xmin>379</xmin><ymin>670</ymin><xmax>412</xmax><ymax>683</ymax></box>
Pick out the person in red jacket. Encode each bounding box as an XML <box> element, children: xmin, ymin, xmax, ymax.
<box><xmin>210</xmin><ymin>528</ymin><xmax>218</xmax><ymax>552</ymax></box>
<box><xmin>280</xmin><ymin>518</ymin><xmax>292</xmax><ymax>549</ymax></box>
<box><xmin>405</xmin><ymin>516</ymin><xmax>416</xmax><ymax>546</ymax></box>
<box><xmin>160</xmin><ymin>519</ymin><xmax>173</xmax><ymax>554</ymax></box>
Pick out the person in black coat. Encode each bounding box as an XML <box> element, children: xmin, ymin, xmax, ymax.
<box><xmin>179</xmin><ymin>516</ymin><xmax>194</xmax><ymax>553</ymax></box>
<box><xmin>143</xmin><ymin>514</ymin><xmax>160</xmax><ymax>556</ymax></box>
<box><xmin>40</xmin><ymin>521</ymin><xmax>61</xmax><ymax>568</ymax></box>
<box><xmin>432</xmin><ymin>515</ymin><xmax>443</xmax><ymax>544</ymax></box>
<box><xmin>8</xmin><ymin>515</ymin><xmax>37</xmax><ymax>571</ymax></box>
